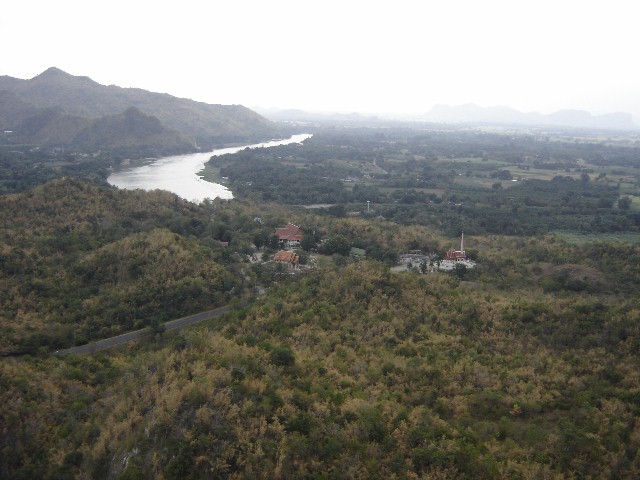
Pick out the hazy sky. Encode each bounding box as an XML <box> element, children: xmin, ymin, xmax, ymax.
<box><xmin>1</xmin><ymin>0</ymin><xmax>638</xmax><ymax>119</ymax></box>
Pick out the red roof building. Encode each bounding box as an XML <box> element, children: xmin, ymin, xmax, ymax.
<box><xmin>275</xmin><ymin>223</ymin><xmax>303</xmax><ymax>248</ymax></box>
<box><xmin>273</xmin><ymin>250</ymin><xmax>300</xmax><ymax>268</ymax></box>
<box><xmin>445</xmin><ymin>232</ymin><xmax>466</xmax><ymax>261</ymax></box>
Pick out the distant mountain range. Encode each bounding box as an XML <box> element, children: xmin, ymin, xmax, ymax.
<box><xmin>257</xmin><ymin>104</ymin><xmax>638</xmax><ymax>131</ymax></box>
<box><xmin>421</xmin><ymin>103</ymin><xmax>638</xmax><ymax>130</ymax></box>
<box><xmin>255</xmin><ymin>107</ymin><xmax>381</xmax><ymax>124</ymax></box>
<box><xmin>0</xmin><ymin>67</ymin><xmax>277</xmax><ymax>152</ymax></box>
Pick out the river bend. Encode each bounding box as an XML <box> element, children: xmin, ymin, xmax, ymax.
<box><xmin>107</xmin><ymin>133</ymin><xmax>312</xmax><ymax>203</ymax></box>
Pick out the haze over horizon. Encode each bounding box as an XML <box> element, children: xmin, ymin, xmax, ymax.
<box><xmin>1</xmin><ymin>0</ymin><xmax>638</xmax><ymax>121</ymax></box>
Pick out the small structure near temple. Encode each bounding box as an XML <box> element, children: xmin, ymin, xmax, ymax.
<box><xmin>273</xmin><ymin>251</ymin><xmax>300</xmax><ymax>269</ymax></box>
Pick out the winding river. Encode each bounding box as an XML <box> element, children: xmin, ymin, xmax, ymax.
<box><xmin>107</xmin><ymin>133</ymin><xmax>312</xmax><ymax>203</ymax></box>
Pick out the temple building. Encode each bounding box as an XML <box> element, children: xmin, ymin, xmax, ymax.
<box><xmin>445</xmin><ymin>232</ymin><xmax>466</xmax><ymax>261</ymax></box>
<box><xmin>275</xmin><ymin>223</ymin><xmax>303</xmax><ymax>249</ymax></box>
<box><xmin>273</xmin><ymin>251</ymin><xmax>300</xmax><ymax>269</ymax></box>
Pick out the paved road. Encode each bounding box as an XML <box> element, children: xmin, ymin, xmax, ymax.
<box><xmin>56</xmin><ymin>305</ymin><xmax>233</xmax><ymax>355</ymax></box>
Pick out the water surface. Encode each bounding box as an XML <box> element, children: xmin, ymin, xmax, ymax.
<box><xmin>108</xmin><ymin>134</ymin><xmax>312</xmax><ymax>203</ymax></box>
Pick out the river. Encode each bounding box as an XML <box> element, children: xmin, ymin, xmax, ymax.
<box><xmin>107</xmin><ymin>133</ymin><xmax>312</xmax><ymax>203</ymax></box>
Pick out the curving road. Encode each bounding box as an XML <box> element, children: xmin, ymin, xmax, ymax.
<box><xmin>56</xmin><ymin>305</ymin><xmax>233</xmax><ymax>355</ymax></box>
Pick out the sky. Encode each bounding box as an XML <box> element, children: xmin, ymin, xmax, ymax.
<box><xmin>1</xmin><ymin>0</ymin><xmax>639</xmax><ymax>120</ymax></box>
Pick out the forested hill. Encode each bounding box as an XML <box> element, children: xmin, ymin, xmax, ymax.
<box><xmin>0</xmin><ymin>67</ymin><xmax>278</xmax><ymax>148</ymax></box>
<box><xmin>3</xmin><ymin>232</ymin><xmax>640</xmax><ymax>477</ymax></box>
<box><xmin>2</xmin><ymin>176</ymin><xmax>640</xmax><ymax>477</ymax></box>
<box><xmin>0</xmin><ymin>178</ymin><xmax>241</xmax><ymax>354</ymax></box>
<box><xmin>2</xmin><ymin>103</ymin><xmax>194</xmax><ymax>154</ymax></box>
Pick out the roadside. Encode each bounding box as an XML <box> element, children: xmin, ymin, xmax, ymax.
<box><xmin>55</xmin><ymin>305</ymin><xmax>233</xmax><ymax>355</ymax></box>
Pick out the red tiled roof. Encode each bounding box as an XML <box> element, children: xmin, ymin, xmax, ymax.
<box><xmin>273</xmin><ymin>251</ymin><xmax>299</xmax><ymax>263</ymax></box>
<box><xmin>445</xmin><ymin>249</ymin><xmax>466</xmax><ymax>261</ymax></box>
<box><xmin>275</xmin><ymin>223</ymin><xmax>303</xmax><ymax>241</ymax></box>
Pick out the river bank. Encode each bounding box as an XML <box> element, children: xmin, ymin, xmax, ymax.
<box><xmin>107</xmin><ymin>134</ymin><xmax>312</xmax><ymax>203</ymax></box>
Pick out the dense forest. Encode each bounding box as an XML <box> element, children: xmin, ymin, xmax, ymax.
<box><xmin>1</xmin><ymin>124</ymin><xmax>640</xmax><ymax>478</ymax></box>
<box><xmin>3</xmin><ymin>214</ymin><xmax>640</xmax><ymax>478</ymax></box>
<box><xmin>0</xmin><ymin>148</ymin><xmax>114</xmax><ymax>194</ymax></box>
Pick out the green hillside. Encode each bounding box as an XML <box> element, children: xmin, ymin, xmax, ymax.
<box><xmin>73</xmin><ymin>106</ymin><xmax>194</xmax><ymax>152</ymax></box>
<box><xmin>2</xmin><ymin>123</ymin><xmax>640</xmax><ymax>478</ymax></box>
<box><xmin>0</xmin><ymin>178</ymin><xmax>239</xmax><ymax>354</ymax></box>
<box><xmin>0</xmin><ymin>67</ymin><xmax>278</xmax><ymax>147</ymax></box>
<box><xmin>1</xmin><ymin>177</ymin><xmax>640</xmax><ymax>478</ymax></box>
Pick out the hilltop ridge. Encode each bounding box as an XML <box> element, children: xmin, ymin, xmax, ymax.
<box><xmin>422</xmin><ymin>103</ymin><xmax>638</xmax><ymax>130</ymax></box>
<box><xmin>256</xmin><ymin>104</ymin><xmax>638</xmax><ymax>131</ymax></box>
<box><xmin>0</xmin><ymin>67</ymin><xmax>278</xmax><ymax>149</ymax></box>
